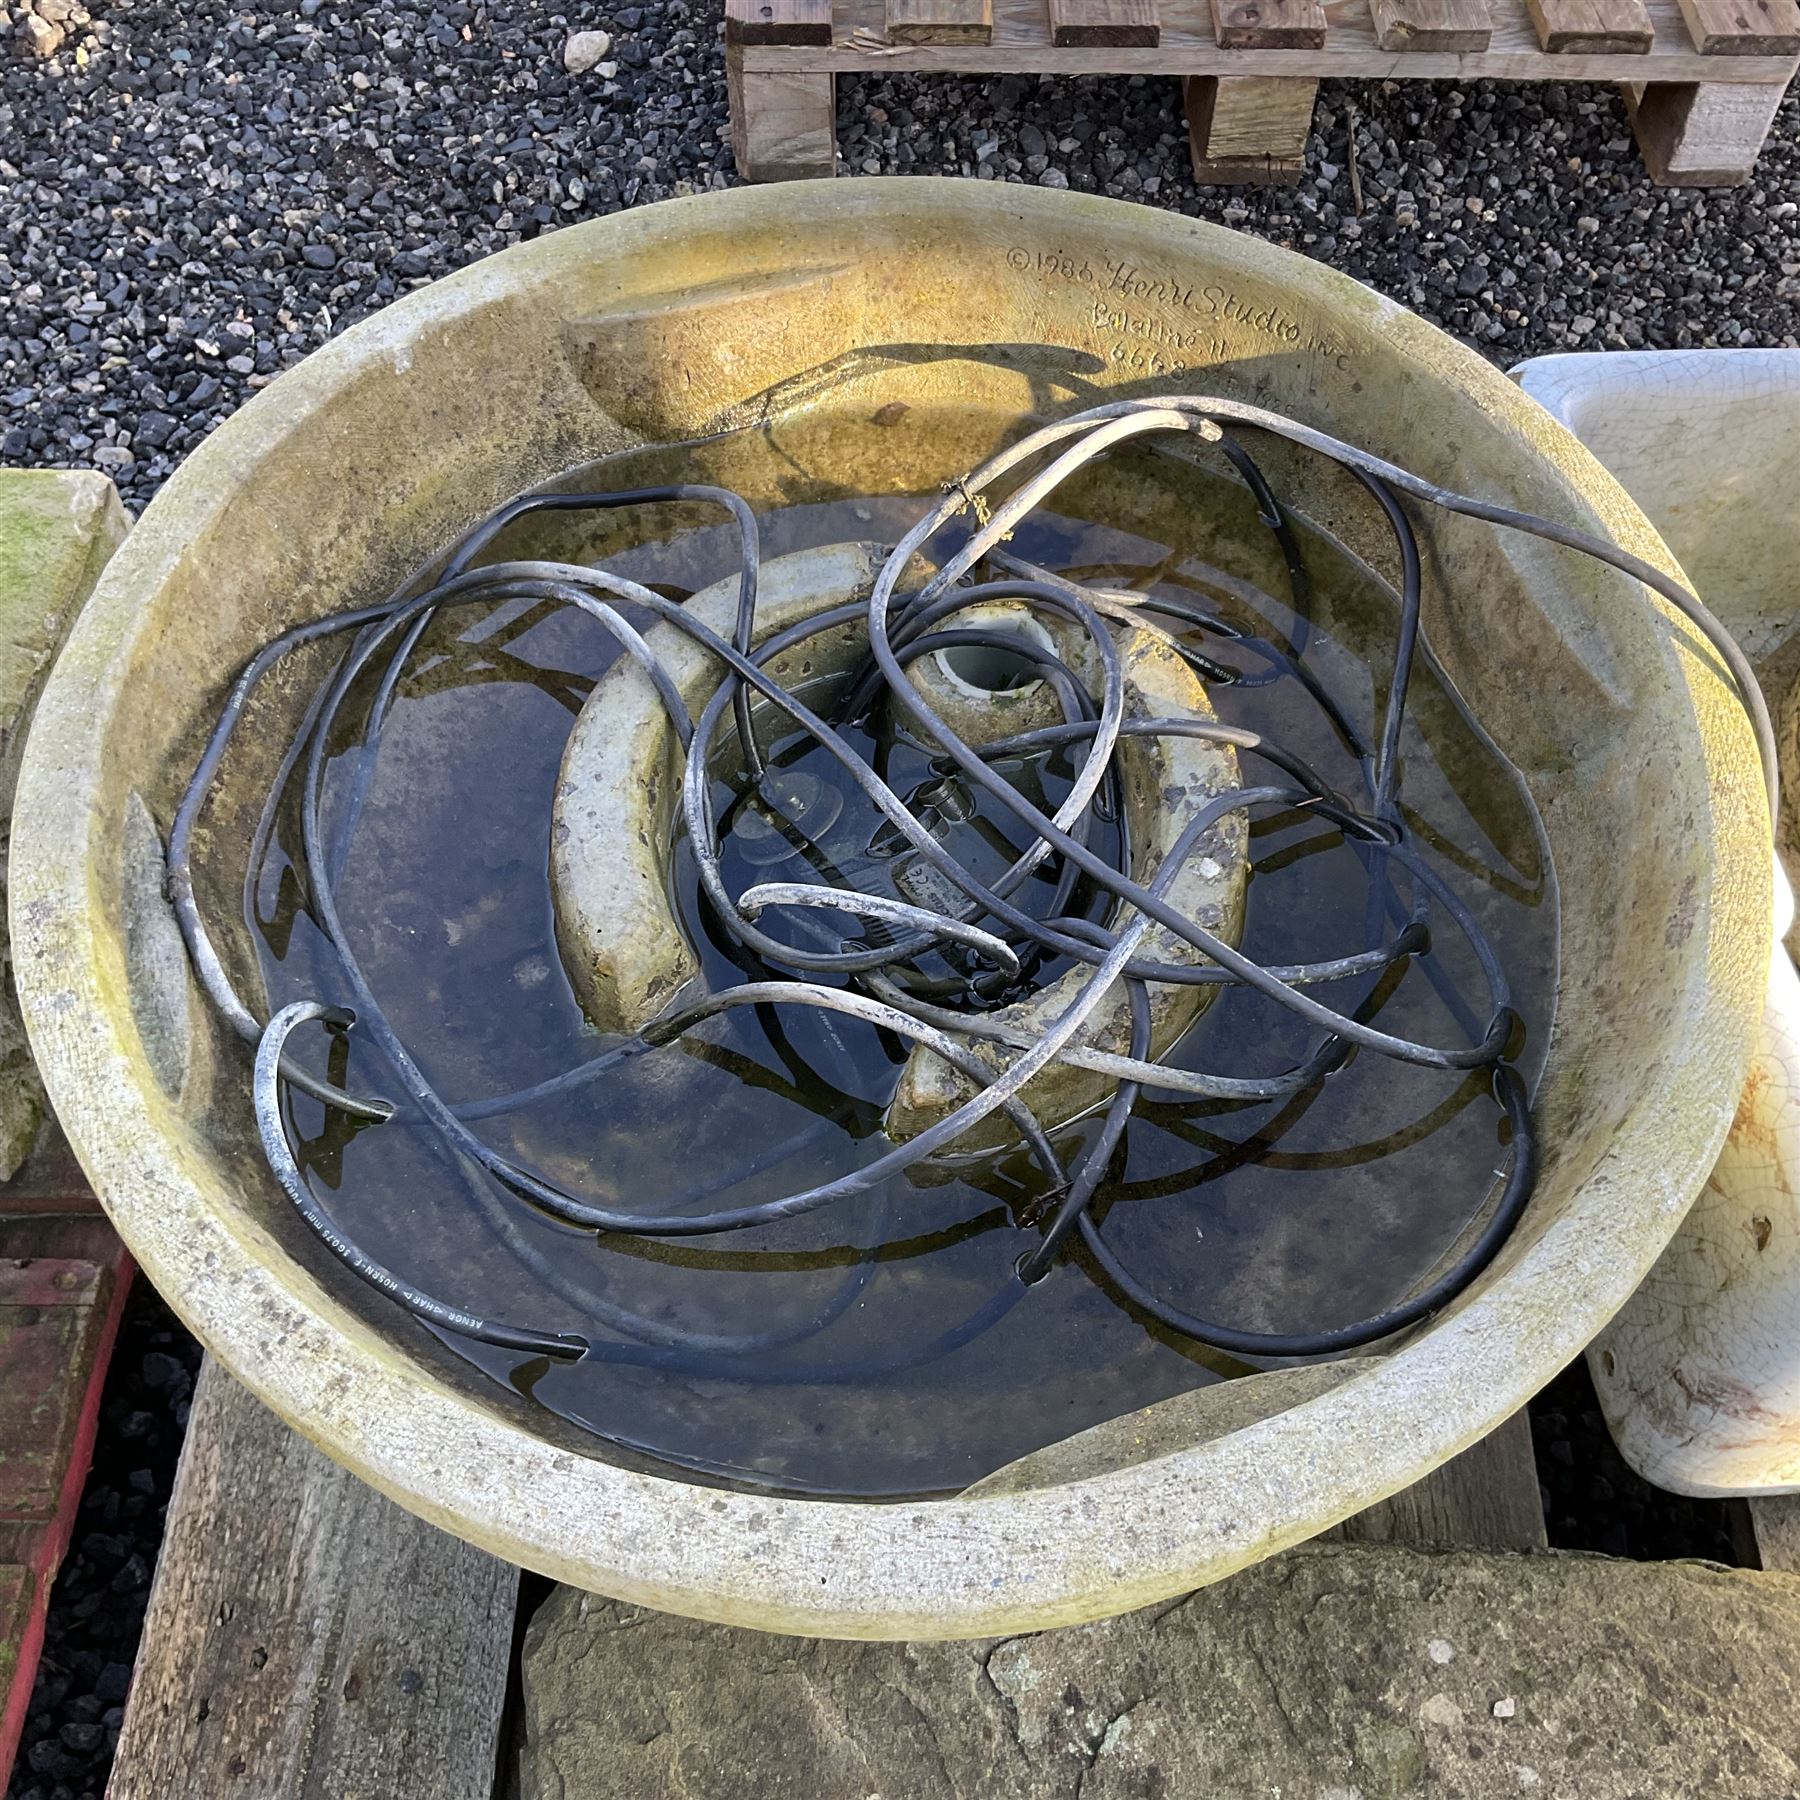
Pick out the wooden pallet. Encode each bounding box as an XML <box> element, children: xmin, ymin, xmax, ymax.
<box><xmin>725</xmin><ymin>0</ymin><xmax>1799</xmax><ymax>186</ymax></box>
<box><xmin>0</xmin><ymin>1139</ymin><xmax>132</xmax><ymax>1790</ymax></box>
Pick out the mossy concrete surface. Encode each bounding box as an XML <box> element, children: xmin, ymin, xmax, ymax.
<box><xmin>0</xmin><ymin>470</ymin><xmax>130</xmax><ymax>1179</ymax></box>
<box><xmin>519</xmin><ymin>1545</ymin><xmax>1800</xmax><ymax>1799</ymax></box>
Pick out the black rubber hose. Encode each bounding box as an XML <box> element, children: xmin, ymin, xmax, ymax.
<box><xmin>180</xmin><ymin>396</ymin><xmax>1616</xmax><ymax>1378</ymax></box>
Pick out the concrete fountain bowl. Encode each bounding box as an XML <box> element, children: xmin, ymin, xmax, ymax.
<box><xmin>7</xmin><ymin>180</ymin><xmax>1768</xmax><ymax>1639</ymax></box>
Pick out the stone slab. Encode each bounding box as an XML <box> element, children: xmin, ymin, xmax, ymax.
<box><xmin>0</xmin><ymin>469</ymin><xmax>130</xmax><ymax>1181</ymax></box>
<box><xmin>518</xmin><ymin>1545</ymin><xmax>1800</xmax><ymax>1798</ymax></box>
<box><xmin>0</xmin><ymin>470</ymin><xmax>130</xmax><ymax>813</ymax></box>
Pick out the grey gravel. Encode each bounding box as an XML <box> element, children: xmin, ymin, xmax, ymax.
<box><xmin>0</xmin><ymin>0</ymin><xmax>737</xmax><ymax>507</ymax></box>
<box><xmin>4</xmin><ymin>6</ymin><xmax>1800</xmax><ymax>511</ymax></box>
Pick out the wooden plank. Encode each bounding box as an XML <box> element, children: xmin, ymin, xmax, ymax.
<box><xmin>0</xmin><ymin>1567</ymin><xmax>26</xmax><ymax>1649</ymax></box>
<box><xmin>1626</xmin><ymin>75</ymin><xmax>1786</xmax><ymax>179</ymax></box>
<box><xmin>0</xmin><ymin>1125</ymin><xmax>105</xmax><ymax>1218</ymax></box>
<box><xmin>1676</xmin><ymin>0</ymin><xmax>1800</xmax><ymax>50</ymax></box>
<box><xmin>1371</xmin><ymin>0</ymin><xmax>1492</xmax><ymax>49</ymax></box>
<box><xmin>108</xmin><ymin>1361</ymin><xmax>519</xmax><ymax>1800</ymax></box>
<box><xmin>725</xmin><ymin>0</ymin><xmax>832</xmax><ymax>45</ymax></box>
<box><xmin>1211</xmin><ymin>0</ymin><xmax>1327</xmax><ymax>47</ymax></box>
<box><xmin>774</xmin><ymin>0</ymin><xmax>1794</xmax><ymax>76</ymax></box>
<box><xmin>0</xmin><ymin>1214</ymin><xmax>130</xmax><ymax>1792</ymax></box>
<box><xmin>1747</xmin><ymin>1494</ymin><xmax>1800</xmax><ymax>1570</ymax></box>
<box><xmin>728</xmin><ymin>51</ymin><xmax>838</xmax><ymax>180</ymax></box>
<box><xmin>1325</xmin><ymin>1406</ymin><xmax>1549</xmax><ymax>1550</ymax></box>
<box><xmin>0</xmin><ymin>1255</ymin><xmax>103</xmax><ymax>1312</ymax></box>
<box><xmin>0</xmin><ymin>1254</ymin><xmax>113</xmax><ymax>1522</ymax></box>
<box><xmin>1186</xmin><ymin>74</ymin><xmax>1318</xmax><ymax>181</ymax></box>
<box><xmin>1</xmin><ymin>1562</ymin><xmax>32</xmax><ymax>1791</ymax></box>
<box><xmin>887</xmin><ymin>0</ymin><xmax>993</xmax><ymax>41</ymax></box>
<box><xmin>1525</xmin><ymin>0</ymin><xmax>1653</xmax><ymax>49</ymax></box>
<box><xmin>1049</xmin><ymin>0</ymin><xmax>1161</xmax><ymax>45</ymax></box>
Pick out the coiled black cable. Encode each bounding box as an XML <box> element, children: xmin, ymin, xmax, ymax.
<box><xmin>174</xmin><ymin>393</ymin><xmax>1754</xmax><ymax>1381</ymax></box>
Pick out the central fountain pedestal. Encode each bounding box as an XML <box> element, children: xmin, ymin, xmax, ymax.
<box><xmin>550</xmin><ymin>540</ymin><xmax>1247</xmax><ymax>1146</ymax></box>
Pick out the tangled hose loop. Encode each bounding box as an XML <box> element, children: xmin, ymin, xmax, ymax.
<box><xmin>172</xmin><ymin>394</ymin><xmax>1771</xmax><ymax>1375</ymax></box>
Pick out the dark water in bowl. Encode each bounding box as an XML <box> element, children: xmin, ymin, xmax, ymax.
<box><xmin>247</xmin><ymin>426</ymin><xmax>1557</xmax><ymax>1500</ymax></box>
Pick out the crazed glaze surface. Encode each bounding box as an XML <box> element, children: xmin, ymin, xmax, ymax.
<box><xmin>7</xmin><ymin>182</ymin><xmax>1769</xmax><ymax>1638</ymax></box>
<box><xmin>1519</xmin><ymin>349</ymin><xmax>1800</xmax><ymax>1498</ymax></box>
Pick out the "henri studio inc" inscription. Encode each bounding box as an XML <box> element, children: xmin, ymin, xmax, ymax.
<box><xmin>1005</xmin><ymin>246</ymin><xmax>1356</xmax><ymax>373</ymax></box>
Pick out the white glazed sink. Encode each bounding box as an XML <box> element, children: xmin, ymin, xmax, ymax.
<box><xmin>1518</xmin><ymin>348</ymin><xmax>1800</xmax><ymax>1497</ymax></box>
<box><xmin>1515</xmin><ymin>350</ymin><xmax>1800</xmax><ymax>663</ymax></box>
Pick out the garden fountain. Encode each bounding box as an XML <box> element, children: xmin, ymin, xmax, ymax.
<box><xmin>7</xmin><ymin>181</ymin><xmax>1768</xmax><ymax>1638</ymax></box>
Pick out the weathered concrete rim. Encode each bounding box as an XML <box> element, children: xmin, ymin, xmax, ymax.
<box><xmin>8</xmin><ymin>179</ymin><xmax>1768</xmax><ymax>1638</ymax></box>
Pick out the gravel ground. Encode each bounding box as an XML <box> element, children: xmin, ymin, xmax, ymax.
<box><xmin>1531</xmin><ymin>1355</ymin><xmax>1746</xmax><ymax>1566</ymax></box>
<box><xmin>1</xmin><ymin>0</ymin><xmax>1798</xmax><ymax>510</ymax></box>
<box><xmin>2</xmin><ymin>3</ymin><xmax>1786</xmax><ymax>1794</ymax></box>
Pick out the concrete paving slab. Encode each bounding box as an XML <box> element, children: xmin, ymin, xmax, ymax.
<box><xmin>519</xmin><ymin>1544</ymin><xmax>1800</xmax><ymax>1799</ymax></box>
<box><xmin>0</xmin><ymin>469</ymin><xmax>129</xmax><ymax>1182</ymax></box>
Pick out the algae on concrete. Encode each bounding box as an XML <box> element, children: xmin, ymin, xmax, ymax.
<box><xmin>0</xmin><ymin>470</ymin><xmax>131</xmax><ymax>1177</ymax></box>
